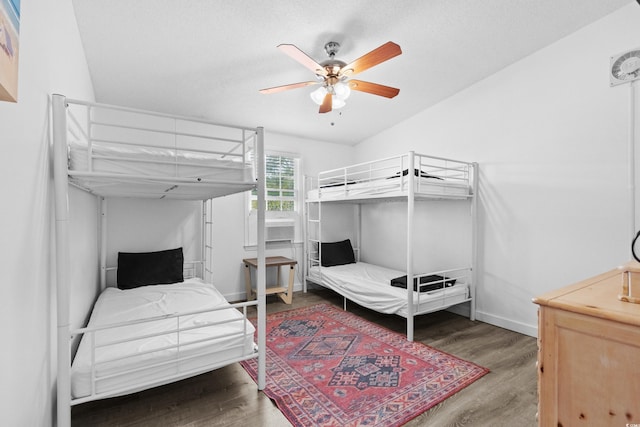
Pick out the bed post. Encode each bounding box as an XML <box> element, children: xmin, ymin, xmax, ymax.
<box><xmin>318</xmin><ymin>179</ymin><xmax>323</xmax><ymax>286</ymax></box>
<box><xmin>470</xmin><ymin>163</ymin><xmax>479</xmax><ymax>321</ymax></box>
<box><xmin>406</xmin><ymin>152</ymin><xmax>415</xmax><ymax>341</ymax></box>
<box><xmin>355</xmin><ymin>204</ymin><xmax>361</xmax><ymax>262</ymax></box>
<box><xmin>201</xmin><ymin>200</ymin><xmax>205</xmax><ymax>280</ymax></box>
<box><xmin>256</xmin><ymin>127</ymin><xmax>266</xmax><ymax>390</ymax></box>
<box><xmin>302</xmin><ymin>180</ymin><xmax>307</xmax><ymax>294</ymax></box>
<box><xmin>52</xmin><ymin>94</ymin><xmax>72</xmax><ymax>427</ymax></box>
<box><xmin>99</xmin><ymin>197</ymin><xmax>107</xmax><ymax>289</ymax></box>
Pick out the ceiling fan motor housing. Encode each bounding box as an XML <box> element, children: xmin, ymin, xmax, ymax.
<box><xmin>319</xmin><ymin>42</ymin><xmax>349</xmax><ymax>80</ymax></box>
<box><xmin>319</xmin><ymin>60</ymin><xmax>347</xmax><ymax>80</ymax></box>
<box><xmin>324</xmin><ymin>41</ymin><xmax>340</xmax><ymax>57</ymax></box>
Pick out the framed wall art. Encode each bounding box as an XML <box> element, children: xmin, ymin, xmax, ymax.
<box><xmin>0</xmin><ymin>0</ymin><xmax>19</xmax><ymax>102</ymax></box>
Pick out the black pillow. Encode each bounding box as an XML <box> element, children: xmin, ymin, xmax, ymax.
<box><xmin>390</xmin><ymin>274</ymin><xmax>456</xmax><ymax>293</ymax></box>
<box><xmin>387</xmin><ymin>168</ymin><xmax>443</xmax><ymax>180</ymax></box>
<box><xmin>117</xmin><ymin>247</ymin><xmax>184</xmax><ymax>289</ymax></box>
<box><xmin>320</xmin><ymin>180</ymin><xmax>357</xmax><ymax>188</ymax></box>
<box><xmin>321</xmin><ymin>239</ymin><xmax>356</xmax><ymax>267</ymax></box>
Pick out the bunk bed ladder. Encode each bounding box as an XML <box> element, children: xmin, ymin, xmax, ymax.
<box><xmin>203</xmin><ymin>199</ymin><xmax>214</xmax><ymax>283</ymax></box>
<box><xmin>304</xmin><ymin>176</ymin><xmax>321</xmax><ymax>291</ymax></box>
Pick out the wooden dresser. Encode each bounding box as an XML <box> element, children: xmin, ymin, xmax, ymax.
<box><xmin>533</xmin><ymin>264</ymin><xmax>640</xmax><ymax>426</ymax></box>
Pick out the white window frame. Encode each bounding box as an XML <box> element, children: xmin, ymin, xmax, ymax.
<box><xmin>245</xmin><ymin>151</ymin><xmax>302</xmax><ymax>246</ymax></box>
<box><xmin>250</xmin><ymin>152</ymin><xmax>300</xmax><ymax>214</ymax></box>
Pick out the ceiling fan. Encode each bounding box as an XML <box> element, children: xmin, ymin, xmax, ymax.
<box><xmin>260</xmin><ymin>41</ymin><xmax>402</xmax><ymax>114</ymax></box>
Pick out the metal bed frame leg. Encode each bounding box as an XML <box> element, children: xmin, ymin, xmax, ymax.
<box><xmin>406</xmin><ymin>151</ymin><xmax>415</xmax><ymax>342</ymax></box>
<box><xmin>53</xmin><ymin>94</ymin><xmax>72</xmax><ymax>427</ymax></box>
<box><xmin>99</xmin><ymin>197</ymin><xmax>107</xmax><ymax>290</ymax></box>
<box><xmin>470</xmin><ymin>162</ymin><xmax>479</xmax><ymax>322</ymax></box>
<box><xmin>256</xmin><ymin>127</ymin><xmax>266</xmax><ymax>391</ymax></box>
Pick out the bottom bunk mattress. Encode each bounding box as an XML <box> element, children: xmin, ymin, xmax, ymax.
<box><xmin>308</xmin><ymin>262</ymin><xmax>469</xmax><ymax>317</ymax></box>
<box><xmin>71</xmin><ymin>278</ymin><xmax>255</xmax><ymax>400</ymax></box>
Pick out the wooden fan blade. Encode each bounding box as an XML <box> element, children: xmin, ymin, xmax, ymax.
<box><xmin>319</xmin><ymin>92</ymin><xmax>332</xmax><ymax>113</ymax></box>
<box><xmin>340</xmin><ymin>41</ymin><xmax>402</xmax><ymax>77</ymax></box>
<box><xmin>259</xmin><ymin>81</ymin><xmax>319</xmax><ymax>94</ymax></box>
<box><xmin>278</xmin><ymin>44</ymin><xmax>327</xmax><ymax>76</ymax></box>
<box><xmin>348</xmin><ymin>80</ymin><xmax>400</xmax><ymax>98</ymax></box>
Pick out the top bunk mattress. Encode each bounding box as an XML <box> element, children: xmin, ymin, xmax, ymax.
<box><xmin>308</xmin><ymin>262</ymin><xmax>470</xmax><ymax>317</ymax></box>
<box><xmin>71</xmin><ymin>278</ymin><xmax>255</xmax><ymax>400</ymax></box>
<box><xmin>67</xmin><ymin>142</ymin><xmax>255</xmax><ymax>199</ymax></box>
<box><xmin>307</xmin><ymin>174</ymin><xmax>470</xmax><ymax>201</ymax></box>
<box><xmin>69</xmin><ymin>141</ymin><xmax>254</xmax><ymax>182</ymax></box>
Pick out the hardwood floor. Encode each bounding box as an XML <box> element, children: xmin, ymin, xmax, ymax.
<box><xmin>71</xmin><ymin>289</ymin><xmax>538</xmax><ymax>427</ymax></box>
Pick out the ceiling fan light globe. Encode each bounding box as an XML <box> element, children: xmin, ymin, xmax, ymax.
<box><xmin>332</xmin><ymin>98</ymin><xmax>346</xmax><ymax>109</ymax></box>
<box><xmin>310</xmin><ymin>86</ymin><xmax>328</xmax><ymax>105</ymax></box>
<box><xmin>334</xmin><ymin>82</ymin><xmax>351</xmax><ymax>100</ymax></box>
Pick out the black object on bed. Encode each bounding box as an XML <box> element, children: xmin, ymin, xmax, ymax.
<box><xmin>390</xmin><ymin>274</ymin><xmax>456</xmax><ymax>293</ymax></box>
<box><xmin>321</xmin><ymin>239</ymin><xmax>356</xmax><ymax>267</ymax></box>
<box><xmin>320</xmin><ymin>180</ymin><xmax>357</xmax><ymax>188</ymax></box>
<box><xmin>388</xmin><ymin>168</ymin><xmax>443</xmax><ymax>180</ymax></box>
<box><xmin>117</xmin><ymin>247</ymin><xmax>184</xmax><ymax>289</ymax></box>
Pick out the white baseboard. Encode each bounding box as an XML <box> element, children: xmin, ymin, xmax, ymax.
<box><xmin>440</xmin><ymin>302</ymin><xmax>538</xmax><ymax>338</ymax></box>
<box><xmin>475</xmin><ymin>310</ymin><xmax>538</xmax><ymax>337</ymax></box>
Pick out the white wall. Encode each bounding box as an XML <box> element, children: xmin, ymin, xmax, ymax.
<box><xmin>0</xmin><ymin>0</ymin><xmax>95</xmax><ymax>426</ymax></box>
<box><xmin>354</xmin><ymin>4</ymin><xmax>640</xmax><ymax>336</ymax></box>
<box><xmin>104</xmin><ymin>198</ymin><xmax>203</xmax><ymax>284</ymax></box>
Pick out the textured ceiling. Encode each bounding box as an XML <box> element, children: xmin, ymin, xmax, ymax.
<box><xmin>72</xmin><ymin>0</ymin><xmax>630</xmax><ymax>145</ymax></box>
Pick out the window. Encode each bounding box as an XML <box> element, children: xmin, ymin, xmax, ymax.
<box><xmin>251</xmin><ymin>154</ymin><xmax>298</xmax><ymax>212</ymax></box>
<box><xmin>246</xmin><ymin>152</ymin><xmax>301</xmax><ymax>246</ymax></box>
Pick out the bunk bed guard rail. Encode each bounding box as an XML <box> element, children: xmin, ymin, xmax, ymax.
<box><xmin>61</xmin><ymin>97</ymin><xmax>259</xmax><ymax>199</ymax></box>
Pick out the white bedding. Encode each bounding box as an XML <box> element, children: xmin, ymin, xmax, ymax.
<box><xmin>71</xmin><ymin>278</ymin><xmax>255</xmax><ymax>400</ymax></box>
<box><xmin>308</xmin><ymin>262</ymin><xmax>469</xmax><ymax>317</ymax></box>
<box><xmin>307</xmin><ymin>175</ymin><xmax>470</xmax><ymax>201</ymax></box>
<box><xmin>69</xmin><ymin>141</ymin><xmax>254</xmax><ymax>182</ymax></box>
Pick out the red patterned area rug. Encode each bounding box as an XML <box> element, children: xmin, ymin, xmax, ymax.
<box><xmin>240</xmin><ymin>304</ymin><xmax>489</xmax><ymax>427</ymax></box>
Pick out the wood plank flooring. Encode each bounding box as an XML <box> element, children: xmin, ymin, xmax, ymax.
<box><xmin>71</xmin><ymin>289</ymin><xmax>538</xmax><ymax>427</ymax></box>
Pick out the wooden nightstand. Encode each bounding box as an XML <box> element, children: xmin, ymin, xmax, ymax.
<box><xmin>533</xmin><ymin>263</ymin><xmax>640</xmax><ymax>426</ymax></box>
<box><xmin>243</xmin><ymin>256</ymin><xmax>297</xmax><ymax>304</ymax></box>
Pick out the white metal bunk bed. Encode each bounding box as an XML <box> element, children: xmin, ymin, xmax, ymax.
<box><xmin>52</xmin><ymin>95</ymin><xmax>267</xmax><ymax>427</ymax></box>
<box><xmin>304</xmin><ymin>152</ymin><xmax>478</xmax><ymax>341</ymax></box>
